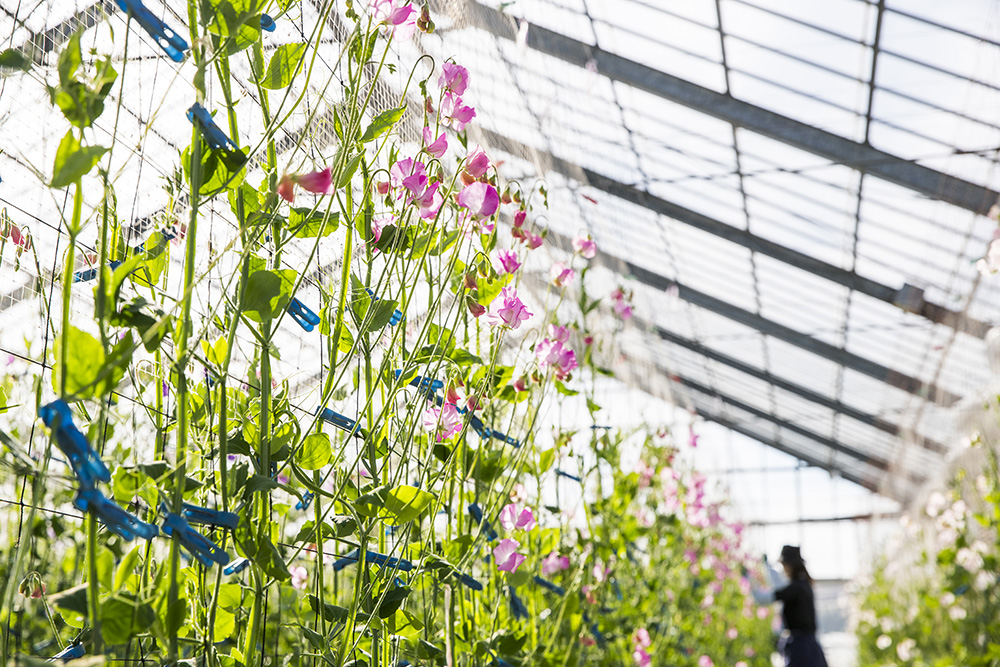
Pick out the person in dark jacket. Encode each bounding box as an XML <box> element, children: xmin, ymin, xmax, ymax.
<box><xmin>772</xmin><ymin>545</ymin><xmax>829</xmax><ymax>667</ymax></box>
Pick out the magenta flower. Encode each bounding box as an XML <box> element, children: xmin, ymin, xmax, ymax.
<box><xmin>278</xmin><ymin>167</ymin><xmax>335</xmax><ymax>203</ymax></box>
<box><xmin>513</xmin><ymin>210</ymin><xmax>526</xmax><ymax>228</ymax></box>
<box><xmin>634</xmin><ymin>628</ymin><xmax>651</xmax><ymax>649</ymax></box>
<box><xmin>389</xmin><ymin>157</ymin><xmax>428</xmax><ymax>196</ymax></box>
<box><xmin>438</xmin><ymin>62</ymin><xmax>469</xmax><ymax>95</ymax></box>
<box><xmin>500</xmin><ymin>503</ymin><xmax>536</xmax><ymax>531</ymax></box>
<box><xmin>549</xmin><ymin>262</ymin><xmax>575</xmax><ymax>287</ymax></box>
<box><xmin>526</xmin><ymin>232</ymin><xmax>543</xmax><ymax>249</ymax></box>
<box><xmin>290</xmin><ymin>566</ymin><xmax>308</xmax><ymax>590</ymax></box>
<box><xmin>688</xmin><ymin>425</ymin><xmax>699</xmax><ymax>448</ymax></box>
<box><xmin>441</xmin><ymin>92</ymin><xmax>476</xmax><ymax>130</ymax></box>
<box><xmin>422</xmin><ymin>126</ymin><xmax>448</xmax><ymax>158</ymax></box>
<box><xmin>493</xmin><ymin>538</ymin><xmax>527</xmax><ymax>573</ymax></box>
<box><xmin>421</xmin><ymin>402</ymin><xmax>462</xmax><ymax>441</ymax></box>
<box><xmin>370</xmin><ymin>0</ymin><xmax>418</xmax><ymax>40</ymax></box>
<box><xmin>541</xmin><ymin>552</ymin><xmax>571</xmax><ymax>576</ymax></box>
<box><xmin>415</xmin><ymin>181</ymin><xmax>443</xmax><ymax>219</ymax></box>
<box><xmin>632</xmin><ymin>649</ymin><xmax>651</xmax><ymax>667</ymax></box>
<box><xmin>573</xmin><ymin>234</ymin><xmax>597</xmax><ymax>258</ymax></box>
<box><xmin>495</xmin><ymin>248</ymin><xmax>521</xmax><ymax>274</ymax></box>
<box><xmin>552</xmin><ymin>346</ymin><xmax>577</xmax><ymax>380</ymax></box>
<box><xmin>548</xmin><ymin>324</ymin><xmax>570</xmax><ymax>343</ymax></box>
<box><xmin>464</xmin><ymin>146</ymin><xmax>490</xmax><ymax>178</ymax></box>
<box><xmin>484</xmin><ymin>286</ymin><xmax>532</xmax><ymax>329</ymax></box>
<box><xmin>457</xmin><ymin>181</ymin><xmax>500</xmax><ymax>219</ymax></box>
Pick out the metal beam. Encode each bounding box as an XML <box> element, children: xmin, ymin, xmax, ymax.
<box><xmin>479</xmin><ymin>129</ymin><xmax>991</xmax><ymax>339</ymax></box>
<box><xmin>628</xmin><ymin>263</ymin><xmax>962</xmax><ymax>406</ymax></box>
<box><xmin>469</xmin><ymin>3</ymin><xmax>1000</xmax><ymax>216</ymax></box>
<box><xmin>650</xmin><ymin>323</ymin><xmax>950</xmax><ymax>455</ymax></box>
<box><xmin>669</xmin><ymin>372</ymin><xmax>893</xmax><ymax>472</ymax></box>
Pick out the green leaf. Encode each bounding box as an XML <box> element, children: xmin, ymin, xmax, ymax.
<box><xmin>201</xmin><ymin>0</ymin><xmax>266</xmax><ymax>36</ymax></box>
<box><xmin>244</xmin><ymin>474</ymin><xmax>279</xmax><ymax>497</ymax></box>
<box><xmin>354</xmin><ymin>485</ymin><xmax>388</xmax><ymax>517</ymax></box>
<box><xmin>0</xmin><ymin>48</ymin><xmax>31</xmax><ymax>71</ymax></box>
<box><xmin>382</xmin><ymin>485</ymin><xmax>435</xmax><ymax>525</ymax></box>
<box><xmin>288</xmin><ymin>208</ymin><xmax>338</xmax><ymax>238</ymax></box>
<box><xmin>241</xmin><ymin>269</ymin><xmax>297</xmax><ymax>322</ymax></box>
<box><xmin>96</xmin><ymin>550</ymin><xmax>114</xmax><ymax>591</ymax></box>
<box><xmin>50</xmin><ymin>584</ymin><xmax>89</xmax><ymax>614</ymax></box>
<box><xmin>50</xmin><ymin>131</ymin><xmax>107</xmax><ymax>188</ymax></box>
<box><xmin>337</xmin><ymin>152</ymin><xmax>363</xmax><ymax>188</ymax></box>
<box><xmin>101</xmin><ymin>594</ymin><xmax>155</xmax><ymax>644</ymax></box>
<box><xmin>293</xmin><ymin>517</ymin><xmax>358</xmax><ymax>542</ymax></box>
<box><xmin>385</xmin><ymin>609</ymin><xmax>423</xmax><ymax>638</ymax></box>
<box><xmin>538</xmin><ymin>447</ymin><xmax>557</xmax><ymax>475</ymax></box>
<box><xmin>114</xmin><ymin>546</ymin><xmax>141</xmax><ymax>592</ymax></box>
<box><xmin>52</xmin><ymin>326</ymin><xmax>104</xmax><ymax>398</ymax></box>
<box><xmin>308</xmin><ymin>595</ymin><xmax>349</xmax><ymax>623</ymax></box>
<box><xmin>553</xmin><ymin>380</ymin><xmax>578</xmax><ymax>397</ymax></box>
<box><xmin>295</xmin><ymin>432</ymin><xmax>332</xmax><ymax>470</ymax></box>
<box><xmin>377</xmin><ymin>587</ymin><xmax>410</xmax><ymax>619</ymax></box>
<box><xmin>360</xmin><ymin>106</ymin><xmax>405</xmax><ymax>143</ymax></box>
<box><xmin>260</xmin><ymin>43</ymin><xmax>306</xmax><ymax>89</ymax></box>
<box><xmin>361</xmin><ymin>299</ymin><xmax>399</xmax><ymax>333</ymax></box>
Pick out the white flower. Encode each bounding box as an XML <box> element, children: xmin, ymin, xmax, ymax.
<box><xmin>897</xmin><ymin>638</ymin><xmax>916</xmax><ymax>662</ymax></box>
<box><xmin>925</xmin><ymin>491</ymin><xmax>946</xmax><ymax>517</ymax></box>
<box><xmin>956</xmin><ymin>547</ymin><xmax>983</xmax><ymax>572</ymax></box>
<box><xmin>949</xmin><ymin>605</ymin><xmax>967</xmax><ymax>620</ymax></box>
<box><xmin>876</xmin><ymin>635</ymin><xmax>892</xmax><ymax>650</ymax></box>
<box><xmin>941</xmin><ymin>592</ymin><xmax>956</xmax><ymax>607</ymax></box>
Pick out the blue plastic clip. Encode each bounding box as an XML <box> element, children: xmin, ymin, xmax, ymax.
<box><xmin>259</xmin><ymin>13</ymin><xmax>276</xmax><ymax>31</ymax></box>
<box><xmin>612</xmin><ymin>580</ymin><xmax>623</xmax><ymax>601</ymax></box>
<box><xmin>394</xmin><ymin>369</ymin><xmax>444</xmax><ymax>392</ymax></box>
<box><xmin>317</xmin><ymin>406</ymin><xmax>361</xmax><ymax>436</ymax></box>
<box><xmin>160</xmin><ymin>505</ymin><xmax>230</xmax><ymax>567</ymax></box>
<box><xmin>223</xmin><ymin>557</ymin><xmax>250</xmax><ymax>575</ymax></box>
<box><xmin>295</xmin><ymin>491</ymin><xmax>314</xmax><ymax>511</ymax></box>
<box><xmin>590</xmin><ymin>425</ymin><xmax>612</xmax><ymax>430</ymax></box>
<box><xmin>533</xmin><ymin>576</ymin><xmax>565</xmax><ymax>596</ymax></box>
<box><xmin>39</xmin><ymin>400</ymin><xmax>112</xmax><ymax>489</ymax></box>
<box><xmin>555</xmin><ymin>468</ymin><xmax>581</xmax><ymax>483</ymax></box>
<box><xmin>73</xmin><ymin>488</ymin><xmax>159</xmax><ymax>541</ymax></box>
<box><xmin>469</xmin><ymin>416</ymin><xmax>521</xmax><ymax>448</ymax></box>
<box><xmin>115</xmin><ymin>0</ymin><xmax>188</xmax><ymax>62</ymax></box>
<box><xmin>73</xmin><ymin>260</ymin><xmax>124</xmax><ymax>283</ymax></box>
<box><xmin>331</xmin><ymin>548</ymin><xmax>413</xmax><ymax>572</ymax></box>
<box><xmin>508</xmin><ymin>587</ymin><xmax>528</xmax><ymax>620</ymax></box>
<box><xmin>582</xmin><ymin>612</ymin><xmax>606</xmax><ymax>647</ymax></box>
<box><xmin>51</xmin><ymin>644</ymin><xmax>86</xmax><ymax>662</ymax></box>
<box><xmin>287</xmin><ymin>298</ymin><xmax>321</xmax><ymax>332</ymax></box>
<box><xmin>181</xmin><ymin>502</ymin><xmax>238</xmax><ymax>530</ymax></box>
<box><xmin>187</xmin><ymin>103</ymin><xmax>240</xmax><ymax>154</ymax></box>
<box><xmin>365</xmin><ymin>288</ymin><xmax>403</xmax><ymax>325</ymax></box>
<box><xmin>453</xmin><ymin>571</ymin><xmax>483</xmax><ymax>591</ymax></box>
<box><xmin>467</xmin><ymin>502</ymin><xmax>498</xmax><ymax>541</ymax></box>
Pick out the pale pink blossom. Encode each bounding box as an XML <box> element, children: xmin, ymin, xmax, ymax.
<box><xmin>277</xmin><ymin>167</ymin><xmax>335</xmax><ymax>203</ymax></box>
<box><xmin>573</xmin><ymin>234</ymin><xmax>597</xmax><ymax>258</ymax></box>
<box><xmin>698</xmin><ymin>657</ymin><xmax>714</xmax><ymax>667</ymax></box>
<box><xmin>414</xmin><ymin>181</ymin><xmax>443</xmax><ymax>219</ymax></box>
<box><xmin>371</xmin><ymin>216</ymin><xmax>393</xmax><ymax>242</ymax></box>
<box><xmin>634</xmin><ymin>628</ymin><xmax>651</xmax><ymax>649</ymax></box>
<box><xmin>526</xmin><ymin>232</ymin><xmax>543</xmax><ymax>249</ymax></box>
<box><xmin>389</xmin><ymin>158</ymin><xmax>427</xmax><ymax>196</ymax></box>
<box><xmin>495</xmin><ymin>249</ymin><xmax>521</xmax><ymax>274</ymax></box>
<box><xmin>370</xmin><ymin>0</ymin><xmax>417</xmax><ymax>40</ymax></box>
<box><xmin>484</xmin><ymin>286</ymin><xmax>532</xmax><ymax>329</ymax></box>
<box><xmin>457</xmin><ymin>181</ymin><xmax>500</xmax><ymax>219</ymax></box>
<box><xmin>421</xmin><ymin>402</ymin><xmax>462</xmax><ymax>441</ymax></box>
<box><xmin>580</xmin><ymin>636</ymin><xmax>596</xmax><ymax>647</ymax></box>
<box><xmin>464</xmin><ymin>146</ymin><xmax>490</xmax><ymax>178</ymax></box>
<box><xmin>541</xmin><ymin>552</ymin><xmax>571</xmax><ymax>575</ymax></box>
<box><xmin>290</xmin><ymin>566</ymin><xmax>308</xmax><ymax>590</ymax></box>
<box><xmin>726</xmin><ymin>627</ymin><xmax>738</xmax><ymax>640</ymax></box>
<box><xmin>500</xmin><ymin>503</ymin><xmax>536</xmax><ymax>531</ymax></box>
<box><xmin>550</xmin><ymin>262</ymin><xmax>575</xmax><ymax>287</ymax></box>
<box><xmin>548</xmin><ymin>324</ymin><xmax>571</xmax><ymax>343</ymax></box>
<box><xmin>493</xmin><ymin>538</ymin><xmax>526</xmax><ymax>572</ymax></box>
<box><xmin>632</xmin><ymin>650</ymin><xmax>651</xmax><ymax>667</ymax></box>
<box><xmin>422</xmin><ymin>127</ymin><xmax>448</xmax><ymax>158</ymax></box>
<box><xmin>440</xmin><ymin>92</ymin><xmax>476</xmax><ymax>130</ymax></box>
<box><xmin>688</xmin><ymin>425</ymin><xmax>699</xmax><ymax>448</ymax></box>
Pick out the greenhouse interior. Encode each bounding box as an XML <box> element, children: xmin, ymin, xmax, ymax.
<box><xmin>1</xmin><ymin>0</ymin><xmax>999</xmax><ymax>665</ymax></box>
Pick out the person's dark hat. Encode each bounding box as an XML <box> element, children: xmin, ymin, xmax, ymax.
<box><xmin>778</xmin><ymin>545</ymin><xmax>804</xmax><ymax>565</ymax></box>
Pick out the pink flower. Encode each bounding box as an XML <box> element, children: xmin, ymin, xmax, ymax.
<box><xmin>464</xmin><ymin>146</ymin><xmax>490</xmax><ymax>178</ymax></box>
<box><xmin>548</xmin><ymin>324</ymin><xmax>571</xmax><ymax>343</ymax></box>
<box><xmin>484</xmin><ymin>286</ymin><xmax>532</xmax><ymax>329</ymax></box>
<box><xmin>632</xmin><ymin>649</ymin><xmax>651</xmax><ymax>667</ymax></box>
<box><xmin>438</xmin><ymin>62</ymin><xmax>469</xmax><ymax>95</ymax></box>
<box><xmin>573</xmin><ymin>234</ymin><xmax>597</xmax><ymax>258</ymax></box>
<box><xmin>513</xmin><ymin>210</ymin><xmax>526</xmax><ymax>227</ymax></box>
<box><xmin>634</xmin><ymin>628</ymin><xmax>651</xmax><ymax>649</ymax></box>
<box><xmin>550</xmin><ymin>262</ymin><xmax>575</xmax><ymax>287</ymax></box>
<box><xmin>415</xmin><ymin>181</ymin><xmax>443</xmax><ymax>219</ymax></box>
<box><xmin>290</xmin><ymin>566</ymin><xmax>308</xmax><ymax>590</ymax></box>
<box><xmin>614</xmin><ymin>300</ymin><xmax>632</xmax><ymax>320</ymax></box>
<box><xmin>440</xmin><ymin>92</ymin><xmax>476</xmax><ymax>130</ymax></box>
<box><xmin>698</xmin><ymin>657</ymin><xmax>714</xmax><ymax>667</ymax></box>
<box><xmin>512</xmin><ymin>375</ymin><xmax>529</xmax><ymax>392</ymax></box>
<box><xmin>536</xmin><ymin>339</ymin><xmax>578</xmax><ymax>381</ymax></box>
<box><xmin>277</xmin><ymin>167</ymin><xmax>335</xmax><ymax>203</ymax></box>
<box><xmin>370</xmin><ymin>0</ymin><xmax>417</xmax><ymax>40</ymax></box>
<box><xmin>736</xmin><ymin>663</ymin><xmax>748</xmax><ymax>667</ymax></box>
<box><xmin>371</xmin><ymin>216</ymin><xmax>393</xmax><ymax>242</ymax></box>
<box><xmin>422</xmin><ymin>126</ymin><xmax>448</xmax><ymax>158</ymax></box>
<box><xmin>493</xmin><ymin>538</ymin><xmax>526</xmax><ymax>572</ymax></box>
<box><xmin>389</xmin><ymin>158</ymin><xmax>428</xmax><ymax>196</ymax></box>
<box><xmin>526</xmin><ymin>232</ymin><xmax>543</xmax><ymax>249</ymax></box>
<box><xmin>726</xmin><ymin>627</ymin><xmax>738</xmax><ymax>640</ymax></box>
<box><xmin>457</xmin><ymin>182</ymin><xmax>499</xmax><ymax>219</ymax></box>
<box><xmin>500</xmin><ymin>503</ymin><xmax>536</xmax><ymax>531</ymax></box>
<box><xmin>541</xmin><ymin>552</ymin><xmax>571</xmax><ymax>575</ymax></box>
<box><xmin>688</xmin><ymin>425</ymin><xmax>699</xmax><ymax>448</ymax></box>
<box><xmin>581</xmin><ymin>636</ymin><xmax>596</xmax><ymax>647</ymax></box>
<box><xmin>495</xmin><ymin>249</ymin><xmax>521</xmax><ymax>274</ymax></box>
<box><xmin>421</xmin><ymin>402</ymin><xmax>462</xmax><ymax>441</ymax></box>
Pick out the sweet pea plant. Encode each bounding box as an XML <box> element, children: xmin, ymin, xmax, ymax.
<box><xmin>0</xmin><ymin>1</ymin><xmax>773</xmax><ymax>665</ymax></box>
<box><xmin>853</xmin><ymin>437</ymin><xmax>1000</xmax><ymax>666</ymax></box>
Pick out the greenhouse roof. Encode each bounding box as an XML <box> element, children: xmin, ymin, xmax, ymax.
<box><xmin>3</xmin><ymin>0</ymin><xmax>1000</xmax><ymax>504</ymax></box>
